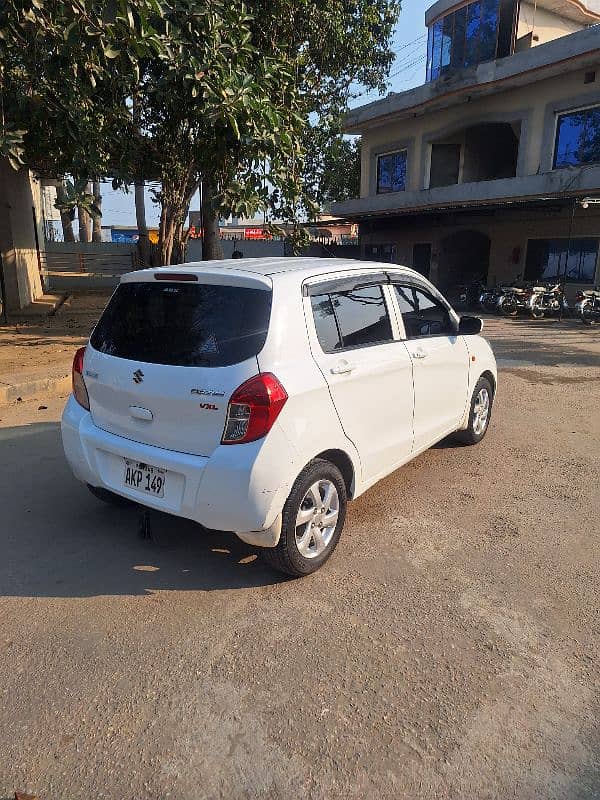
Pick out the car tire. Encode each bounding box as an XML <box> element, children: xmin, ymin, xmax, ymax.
<box><xmin>454</xmin><ymin>376</ymin><xmax>494</xmax><ymax>445</ymax></box>
<box><xmin>87</xmin><ymin>483</ymin><xmax>136</xmax><ymax>507</ymax></box>
<box><xmin>261</xmin><ymin>459</ymin><xmax>347</xmax><ymax>577</ymax></box>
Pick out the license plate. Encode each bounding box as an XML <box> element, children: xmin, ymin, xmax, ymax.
<box><xmin>123</xmin><ymin>459</ymin><xmax>166</xmax><ymax>498</ymax></box>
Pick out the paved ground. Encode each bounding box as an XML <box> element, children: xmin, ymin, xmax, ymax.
<box><xmin>0</xmin><ymin>315</ymin><xmax>599</xmax><ymax>799</ymax></box>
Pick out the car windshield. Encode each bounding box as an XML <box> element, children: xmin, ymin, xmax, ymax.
<box><xmin>90</xmin><ymin>281</ymin><xmax>272</xmax><ymax>368</ymax></box>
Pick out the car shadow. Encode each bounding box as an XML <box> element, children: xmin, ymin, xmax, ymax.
<box><xmin>0</xmin><ymin>422</ymin><xmax>289</xmax><ymax>599</ymax></box>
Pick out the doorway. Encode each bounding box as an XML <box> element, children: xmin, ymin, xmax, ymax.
<box><xmin>412</xmin><ymin>243</ymin><xmax>432</xmax><ymax>278</ymax></box>
<box><xmin>438</xmin><ymin>230</ymin><xmax>490</xmax><ymax>291</ymax></box>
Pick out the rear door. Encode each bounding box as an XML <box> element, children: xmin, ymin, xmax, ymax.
<box><xmin>391</xmin><ymin>282</ymin><xmax>469</xmax><ymax>450</ymax></box>
<box><xmin>306</xmin><ymin>277</ymin><xmax>414</xmax><ymax>484</ymax></box>
<box><xmin>85</xmin><ymin>277</ymin><xmax>272</xmax><ymax>457</ymax></box>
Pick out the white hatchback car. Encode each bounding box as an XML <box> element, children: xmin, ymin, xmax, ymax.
<box><xmin>62</xmin><ymin>258</ymin><xmax>497</xmax><ymax>576</ymax></box>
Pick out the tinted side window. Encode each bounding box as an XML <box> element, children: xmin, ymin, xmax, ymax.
<box><xmin>394</xmin><ymin>285</ymin><xmax>455</xmax><ymax>339</ymax></box>
<box><xmin>311</xmin><ymin>285</ymin><xmax>393</xmax><ymax>352</ymax></box>
<box><xmin>311</xmin><ymin>295</ymin><xmax>342</xmax><ymax>352</ymax></box>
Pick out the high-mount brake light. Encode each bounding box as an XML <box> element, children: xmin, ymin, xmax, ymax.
<box><xmin>72</xmin><ymin>346</ymin><xmax>90</xmax><ymax>410</ymax></box>
<box><xmin>153</xmin><ymin>272</ymin><xmax>198</xmax><ymax>282</ymax></box>
<box><xmin>222</xmin><ymin>373</ymin><xmax>288</xmax><ymax>445</ymax></box>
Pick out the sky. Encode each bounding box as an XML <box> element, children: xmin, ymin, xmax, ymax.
<box><xmin>100</xmin><ymin>0</ymin><xmax>428</xmax><ymax>227</ymax></box>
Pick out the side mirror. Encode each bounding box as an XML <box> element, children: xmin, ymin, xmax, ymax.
<box><xmin>458</xmin><ymin>315</ymin><xmax>483</xmax><ymax>335</ymax></box>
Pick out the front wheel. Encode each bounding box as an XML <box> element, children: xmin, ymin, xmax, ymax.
<box><xmin>499</xmin><ymin>296</ymin><xmax>518</xmax><ymax>317</ymax></box>
<box><xmin>454</xmin><ymin>377</ymin><xmax>494</xmax><ymax>445</ymax></box>
<box><xmin>530</xmin><ymin>303</ymin><xmax>545</xmax><ymax>319</ymax></box>
<box><xmin>261</xmin><ymin>459</ymin><xmax>347</xmax><ymax>577</ymax></box>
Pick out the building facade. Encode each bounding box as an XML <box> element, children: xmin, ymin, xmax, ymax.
<box><xmin>332</xmin><ymin>0</ymin><xmax>600</xmax><ymax>296</ymax></box>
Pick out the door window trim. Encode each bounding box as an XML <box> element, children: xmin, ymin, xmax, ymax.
<box><xmin>303</xmin><ymin>272</ymin><xmax>389</xmax><ymax>297</ymax></box>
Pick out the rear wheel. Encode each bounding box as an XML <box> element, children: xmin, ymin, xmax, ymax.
<box><xmin>87</xmin><ymin>484</ymin><xmax>136</xmax><ymax>507</ymax></box>
<box><xmin>454</xmin><ymin>377</ymin><xmax>493</xmax><ymax>445</ymax></box>
<box><xmin>261</xmin><ymin>459</ymin><xmax>347</xmax><ymax>577</ymax></box>
<box><xmin>530</xmin><ymin>303</ymin><xmax>545</xmax><ymax>319</ymax></box>
<box><xmin>581</xmin><ymin>300</ymin><xmax>598</xmax><ymax>325</ymax></box>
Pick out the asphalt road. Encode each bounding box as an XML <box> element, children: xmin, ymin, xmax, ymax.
<box><xmin>0</xmin><ymin>319</ymin><xmax>599</xmax><ymax>800</ymax></box>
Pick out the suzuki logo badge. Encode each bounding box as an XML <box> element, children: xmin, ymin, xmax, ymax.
<box><xmin>133</xmin><ymin>369</ymin><xmax>144</xmax><ymax>384</ymax></box>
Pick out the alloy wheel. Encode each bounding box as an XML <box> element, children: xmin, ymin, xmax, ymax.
<box><xmin>295</xmin><ymin>480</ymin><xmax>339</xmax><ymax>559</ymax></box>
<box><xmin>473</xmin><ymin>387</ymin><xmax>490</xmax><ymax>435</ymax></box>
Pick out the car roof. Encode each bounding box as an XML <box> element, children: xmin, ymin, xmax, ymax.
<box><xmin>126</xmin><ymin>257</ymin><xmax>422</xmax><ymax>284</ymax></box>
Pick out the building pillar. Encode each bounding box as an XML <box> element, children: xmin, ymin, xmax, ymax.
<box><xmin>0</xmin><ymin>159</ymin><xmax>43</xmax><ymax>312</ymax></box>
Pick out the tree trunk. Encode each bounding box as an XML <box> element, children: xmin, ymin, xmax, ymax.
<box><xmin>78</xmin><ymin>182</ymin><xmax>91</xmax><ymax>242</ymax></box>
<box><xmin>201</xmin><ymin>175</ymin><xmax>223</xmax><ymax>260</ymax></box>
<box><xmin>158</xmin><ymin>206</ymin><xmax>175</xmax><ymax>267</ymax></box>
<box><xmin>92</xmin><ymin>180</ymin><xmax>102</xmax><ymax>243</ymax></box>
<box><xmin>135</xmin><ymin>182</ymin><xmax>151</xmax><ymax>267</ymax></box>
<box><xmin>56</xmin><ymin>181</ymin><xmax>75</xmax><ymax>243</ymax></box>
<box><xmin>157</xmin><ymin>166</ymin><xmax>200</xmax><ymax>266</ymax></box>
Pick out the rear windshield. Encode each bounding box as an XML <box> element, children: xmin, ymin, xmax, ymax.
<box><xmin>90</xmin><ymin>281</ymin><xmax>272</xmax><ymax>367</ymax></box>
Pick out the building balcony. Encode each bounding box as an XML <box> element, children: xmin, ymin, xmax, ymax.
<box><xmin>331</xmin><ymin>164</ymin><xmax>600</xmax><ymax>220</ymax></box>
<box><xmin>344</xmin><ymin>25</ymin><xmax>600</xmax><ymax>133</ymax></box>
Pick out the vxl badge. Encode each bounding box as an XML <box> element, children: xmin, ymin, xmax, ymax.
<box><xmin>133</xmin><ymin>369</ymin><xmax>144</xmax><ymax>384</ymax></box>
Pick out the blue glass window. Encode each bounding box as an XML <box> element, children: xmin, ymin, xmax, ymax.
<box><xmin>377</xmin><ymin>151</ymin><xmax>407</xmax><ymax>194</ymax></box>
<box><xmin>480</xmin><ymin>0</ymin><xmax>500</xmax><ymax>62</ymax></box>
<box><xmin>426</xmin><ymin>0</ymin><xmax>512</xmax><ymax>82</ymax></box>
<box><xmin>431</xmin><ymin>20</ymin><xmax>443</xmax><ymax>80</ymax></box>
<box><xmin>451</xmin><ymin>6</ymin><xmax>467</xmax><ymax>70</ymax></box>
<box><xmin>464</xmin><ymin>2</ymin><xmax>482</xmax><ymax>67</ymax></box>
<box><xmin>525</xmin><ymin>238</ymin><xmax>599</xmax><ymax>283</ymax></box>
<box><xmin>426</xmin><ymin>25</ymin><xmax>434</xmax><ymax>81</ymax></box>
<box><xmin>441</xmin><ymin>14</ymin><xmax>454</xmax><ymax>73</ymax></box>
<box><xmin>554</xmin><ymin>106</ymin><xmax>600</xmax><ymax>168</ymax></box>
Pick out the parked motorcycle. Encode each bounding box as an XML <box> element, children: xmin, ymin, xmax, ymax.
<box><xmin>496</xmin><ymin>283</ymin><xmax>535</xmax><ymax>317</ymax></box>
<box><xmin>528</xmin><ymin>282</ymin><xmax>568</xmax><ymax>319</ymax></box>
<box><xmin>575</xmin><ymin>287</ymin><xmax>600</xmax><ymax>325</ymax></box>
<box><xmin>458</xmin><ymin>279</ymin><xmax>487</xmax><ymax>310</ymax></box>
<box><xmin>479</xmin><ymin>286</ymin><xmax>504</xmax><ymax>314</ymax></box>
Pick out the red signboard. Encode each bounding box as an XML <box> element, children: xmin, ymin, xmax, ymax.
<box><xmin>244</xmin><ymin>227</ymin><xmax>270</xmax><ymax>240</ymax></box>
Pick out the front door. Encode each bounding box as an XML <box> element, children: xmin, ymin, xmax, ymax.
<box><xmin>306</xmin><ymin>281</ymin><xmax>414</xmax><ymax>484</ymax></box>
<box><xmin>392</xmin><ymin>283</ymin><xmax>469</xmax><ymax>450</ymax></box>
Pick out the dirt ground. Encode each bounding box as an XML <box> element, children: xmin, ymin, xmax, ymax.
<box><xmin>0</xmin><ymin>291</ymin><xmax>112</xmax><ymax>375</ymax></box>
<box><xmin>0</xmin><ymin>307</ymin><xmax>599</xmax><ymax>799</ymax></box>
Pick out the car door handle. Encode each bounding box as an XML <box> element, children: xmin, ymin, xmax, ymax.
<box><xmin>330</xmin><ymin>361</ymin><xmax>356</xmax><ymax>375</ymax></box>
<box><xmin>411</xmin><ymin>350</ymin><xmax>427</xmax><ymax>360</ymax></box>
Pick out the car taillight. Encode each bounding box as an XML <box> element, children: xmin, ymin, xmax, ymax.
<box><xmin>222</xmin><ymin>373</ymin><xmax>287</xmax><ymax>445</ymax></box>
<box><xmin>72</xmin><ymin>346</ymin><xmax>90</xmax><ymax>411</ymax></box>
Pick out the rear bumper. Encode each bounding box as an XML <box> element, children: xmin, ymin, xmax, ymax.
<box><xmin>61</xmin><ymin>395</ymin><xmax>298</xmax><ymax>534</ymax></box>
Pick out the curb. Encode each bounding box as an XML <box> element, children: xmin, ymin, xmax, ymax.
<box><xmin>0</xmin><ymin>370</ymin><xmax>71</xmax><ymax>407</ymax></box>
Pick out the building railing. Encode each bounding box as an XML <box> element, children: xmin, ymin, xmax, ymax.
<box><xmin>40</xmin><ymin>249</ymin><xmax>141</xmax><ymax>276</ymax></box>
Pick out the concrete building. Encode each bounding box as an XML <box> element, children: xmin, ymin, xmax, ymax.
<box><xmin>0</xmin><ymin>159</ymin><xmax>44</xmax><ymax>313</ymax></box>
<box><xmin>332</xmin><ymin>0</ymin><xmax>600</xmax><ymax>295</ymax></box>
